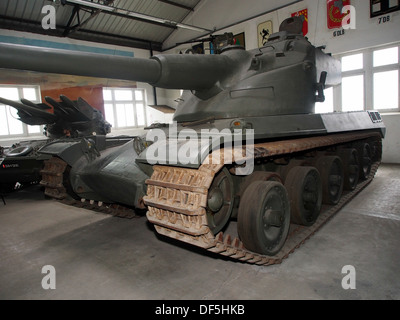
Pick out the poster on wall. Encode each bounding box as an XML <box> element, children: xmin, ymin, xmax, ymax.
<box><xmin>370</xmin><ymin>0</ymin><xmax>400</xmax><ymax>17</ymax></box>
<box><xmin>327</xmin><ymin>0</ymin><xmax>351</xmax><ymax>29</ymax></box>
<box><xmin>234</xmin><ymin>33</ymin><xmax>246</xmax><ymax>49</ymax></box>
<box><xmin>257</xmin><ymin>20</ymin><xmax>273</xmax><ymax>47</ymax></box>
<box><xmin>291</xmin><ymin>9</ymin><xmax>308</xmax><ymax>36</ymax></box>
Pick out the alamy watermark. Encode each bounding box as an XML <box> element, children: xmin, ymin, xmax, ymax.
<box><xmin>342</xmin><ymin>5</ymin><xmax>356</xmax><ymax>30</ymax></box>
<box><xmin>41</xmin><ymin>5</ymin><xmax>56</xmax><ymax>30</ymax></box>
<box><xmin>341</xmin><ymin>265</ymin><xmax>356</xmax><ymax>290</ymax></box>
<box><xmin>41</xmin><ymin>265</ymin><xmax>56</xmax><ymax>290</ymax></box>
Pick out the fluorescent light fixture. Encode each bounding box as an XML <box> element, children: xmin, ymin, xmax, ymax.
<box><xmin>65</xmin><ymin>0</ymin><xmax>211</xmax><ymax>32</ymax></box>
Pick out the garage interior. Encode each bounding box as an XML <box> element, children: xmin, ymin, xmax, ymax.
<box><xmin>0</xmin><ymin>0</ymin><xmax>399</xmax><ymax>300</ymax></box>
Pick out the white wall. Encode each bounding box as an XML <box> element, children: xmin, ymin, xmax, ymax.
<box><xmin>381</xmin><ymin>113</ymin><xmax>400</xmax><ymax>164</ymax></box>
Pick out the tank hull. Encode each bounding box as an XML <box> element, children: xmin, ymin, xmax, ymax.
<box><xmin>136</xmin><ymin>111</ymin><xmax>385</xmax><ymax>168</ymax></box>
<box><xmin>38</xmin><ymin>136</ymin><xmax>145</xmax><ymax>209</ymax></box>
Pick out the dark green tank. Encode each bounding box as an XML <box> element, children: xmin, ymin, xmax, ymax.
<box><xmin>0</xmin><ymin>18</ymin><xmax>385</xmax><ymax>264</ymax></box>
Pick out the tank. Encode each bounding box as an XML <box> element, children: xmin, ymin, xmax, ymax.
<box><xmin>0</xmin><ymin>18</ymin><xmax>385</xmax><ymax>265</ymax></box>
<box><xmin>0</xmin><ymin>95</ymin><xmax>114</xmax><ymax>194</ymax></box>
<box><xmin>0</xmin><ymin>139</ymin><xmax>50</xmax><ymax>193</ymax></box>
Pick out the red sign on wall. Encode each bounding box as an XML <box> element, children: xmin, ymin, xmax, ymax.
<box><xmin>327</xmin><ymin>0</ymin><xmax>351</xmax><ymax>29</ymax></box>
<box><xmin>291</xmin><ymin>9</ymin><xmax>308</xmax><ymax>36</ymax></box>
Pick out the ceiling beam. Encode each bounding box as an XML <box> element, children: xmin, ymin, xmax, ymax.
<box><xmin>158</xmin><ymin>0</ymin><xmax>195</xmax><ymax>12</ymax></box>
<box><xmin>62</xmin><ymin>4</ymin><xmax>80</xmax><ymax>36</ymax></box>
<box><xmin>64</xmin><ymin>0</ymin><xmax>212</xmax><ymax>32</ymax></box>
<box><xmin>57</xmin><ymin>0</ymin><xmax>177</xmax><ymax>30</ymax></box>
<box><xmin>65</xmin><ymin>8</ymin><xmax>103</xmax><ymax>36</ymax></box>
<box><xmin>62</xmin><ymin>0</ymin><xmax>122</xmax><ymax>37</ymax></box>
<box><xmin>163</xmin><ymin>0</ymin><xmax>303</xmax><ymax>51</ymax></box>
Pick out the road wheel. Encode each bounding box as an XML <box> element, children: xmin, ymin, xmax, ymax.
<box><xmin>358</xmin><ymin>142</ymin><xmax>372</xmax><ymax>180</ymax></box>
<box><xmin>316</xmin><ymin>156</ymin><xmax>344</xmax><ymax>205</ymax></box>
<box><xmin>285</xmin><ymin>166</ymin><xmax>322</xmax><ymax>226</ymax></box>
<box><xmin>340</xmin><ymin>148</ymin><xmax>360</xmax><ymax>190</ymax></box>
<box><xmin>238</xmin><ymin>181</ymin><xmax>290</xmax><ymax>256</ymax></box>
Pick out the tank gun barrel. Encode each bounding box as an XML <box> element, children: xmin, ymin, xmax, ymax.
<box><xmin>0</xmin><ymin>43</ymin><xmax>233</xmax><ymax>91</ymax></box>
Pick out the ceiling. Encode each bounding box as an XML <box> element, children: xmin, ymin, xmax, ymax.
<box><xmin>0</xmin><ymin>0</ymin><xmax>300</xmax><ymax>52</ymax></box>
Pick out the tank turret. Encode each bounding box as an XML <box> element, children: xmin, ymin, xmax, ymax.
<box><xmin>0</xmin><ymin>19</ymin><xmax>340</xmax><ymax>120</ymax></box>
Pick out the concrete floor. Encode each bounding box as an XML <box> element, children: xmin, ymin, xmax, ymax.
<box><xmin>0</xmin><ymin>164</ymin><xmax>399</xmax><ymax>300</ymax></box>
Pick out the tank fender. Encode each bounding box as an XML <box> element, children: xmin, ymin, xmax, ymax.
<box><xmin>136</xmin><ymin>135</ymin><xmax>242</xmax><ymax>169</ymax></box>
<box><xmin>38</xmin><ymin>135</ymin><xmax>106</xmax><ymax>166</ymax></box>
<box><xmin>38</xmin><ymin>140</ymin><xmax>86</xmax><ymax>166</ymax></box>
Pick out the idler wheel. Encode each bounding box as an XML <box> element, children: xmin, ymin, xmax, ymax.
<box><xmin>316</xmin><ymin>156</ymin><xmax>344</xmax><ymax>205</ymax></box>
<box><xmin>339</xmin><ymin>148</ymin><xmax>360</xmax><ymax>191</ymax></box>
<box><xmin>284</xmin><ymin>166</ymin><xmax>322</xmax><ymax>226</ymax></box>
<box><xmin>238</xmin><ymin>181</ymin><xmax>290</xmax><ymax>256</ymax></box>
<box><xmin>206</xmin><ymin>168</ymin><xmax>234</xmax><ymax>234</ymax></box>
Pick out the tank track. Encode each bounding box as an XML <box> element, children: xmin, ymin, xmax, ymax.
<box><xmin>144</xmin><ymin>131</ymin><xmax>382</xmax><ymax>266</ymax></box>
<box><xmin>40</xmin><ymin>157</ymin><xmax>138</xmax><ymax>219</ymax></box>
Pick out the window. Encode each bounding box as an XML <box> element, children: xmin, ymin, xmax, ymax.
<box><xmin>325</xmin><ymin>44</ymin><xmax>400</xmax><ymax>113</ymax></box>
<box><xmin>0</xmin><ymin>85</ymin><xmax>42</xmax><ymax>137</ymax></box>
<box><xmin>372</xmin><ymin>46</ymin><xmax>399</xmax><ymax>110</ymax></box>
<box><xmin>103</xmin><ymin>88</ymin><xmax>147</xmax><ymax>129</ymax></box>
<box><xmin>373</xmin><ymin>47</ymin><xmax>398</xmax><ymax>67</ymax></box>
<box><xmin>342</xmin><ymin>75</ymin><xmax>364</xmax><ymax>111</ymax></box>
<box><xmin>374</xmin><ymin>70</ymin><xmax>398</xmax><ymax>110</ymax></box>
<box><xmin>340</xmin><ymin>52</ymin><xmax>365</xmax><ymax>112</ymax></box>
<box><xmin>316</xmin><ymin>87</ymin><xmax>334</xmax><ymax>114</ymax></box>
<box><xmin>342</xmin><ymin>53</ymin><xmax>363</xmax><ymax>72</ymax></box>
